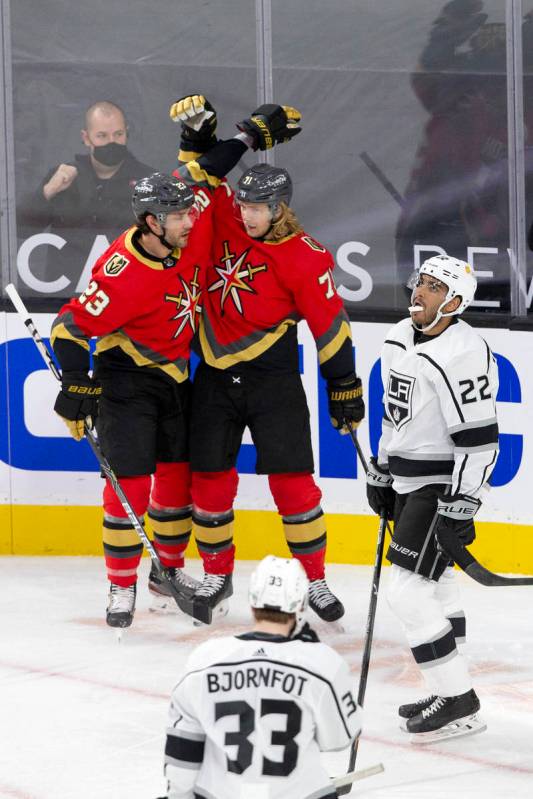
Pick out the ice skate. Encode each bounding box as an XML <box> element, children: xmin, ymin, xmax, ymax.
<box><xmin>106</xmin><ymin>583</ymin><xmax>136</xmax><ymax>635</ymax></box>
<box><xmin>192</xmin><ymin>573</ymin><xmax>233</xmax><ymax>625</ymax></box>
<box><xmin>398</xmin><ymin>694</ymin><xmax>437</xmax><ymax>730</ymax></box>
<box><xmin>407</xmin><ymin>689</ymin><xmax>486</xmax><ymax>743</ymax></box>
<box><xmin>308</xmin><ymin>578</ymin><xmax>345</xmax><ymax>621</ymax></box>
<box><xmin>148</xmin><ymin>564</ymin><xmax>200</xmax><ymax>613</ymax></box>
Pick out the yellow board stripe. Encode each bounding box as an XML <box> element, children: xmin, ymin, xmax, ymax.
<box><xmin>4</xmin><ymin>505</ymin><xmax>533</xmax><ymax>575</ymax></box>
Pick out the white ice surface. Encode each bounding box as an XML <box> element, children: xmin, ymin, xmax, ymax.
<box><xmin>1</xmin><ymin>558</ymin><xmax>532</xmax><ymax>799</ymax></box>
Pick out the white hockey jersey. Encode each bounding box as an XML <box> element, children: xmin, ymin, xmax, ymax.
<box><xmin>164</xmin><ymin>631</ymin><xmax>361</xmax><ymax>799</ymax></box>
<box><xmin>378</xmin><ymin>317</ymin><xmax>499</xmax><ymax>496</ymax></box>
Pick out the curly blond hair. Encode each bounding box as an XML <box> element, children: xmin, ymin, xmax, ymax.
<box><xmin>264</xmin><ymin>202</ymin><xmax>303</xmax><ymax>242</ymax></box>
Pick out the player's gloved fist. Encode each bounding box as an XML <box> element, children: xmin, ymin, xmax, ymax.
<box><xmin>291</xmin><ymin>621</ymin><xmax>320</xmax><ymax>642</ymax></box>
<box><xmin>170</xmin><ymin>94</ymin><xmax>217</xmax><ymax>152</ymax></box>
<box><xmin>366</xmin><ymin>457</ymin><xmax>396</xmax><ymax>520</ymax></box>
<box><xmin>237</xmin><ymin>104</ymin><xmax>302</xmax><ymax>151</ymax></box>
<box><xmin>434</xmin><ymin>493</ymin><xmax>481</xmax><ymax>555</ymax></box>
<box><xmin>327</xmin><ymin>373</ymin><xmax>364</xmax><ymax>435</ymax></box>
<box><xmin>54</xmin><ymin>371</ymin><xmax>101</xmax><ymax>441</ymax></box>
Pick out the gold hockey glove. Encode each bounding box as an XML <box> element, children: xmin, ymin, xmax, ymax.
<box><xmin>169</xmin><ymin>94</ymin><xmax>217</xmax><ymax>153</ymax></box>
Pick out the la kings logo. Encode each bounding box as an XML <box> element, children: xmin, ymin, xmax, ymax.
<box><xmin>387</xmin><ymin>369</ymin><xmax>415</xmax><ymax>431</ymax></box>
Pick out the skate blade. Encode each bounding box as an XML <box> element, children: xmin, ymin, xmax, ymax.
<box><xmin>192</xmin><ymin>599</ymin><xmax>229</xmax><ymax>627</ymax></box>
<box><xmin>409</xmin><ymin>714</ymin><xmax>487</xmax><ymax>744</ymax></box>
<box><xmin>149</xmin><ymin>592</ymin><xmax>180</xmax><ymax>614</ymax></box>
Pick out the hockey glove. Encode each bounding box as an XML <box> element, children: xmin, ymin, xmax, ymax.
<box><xmin>170</xmin><ymin>94</ymin><xmax>217</xmax><ymax>153</ymax></box>
<box><xmin>54</xmin><ymin>371</ymin><xmax>101</xmax><ymax>441</ymax></box>
<box><xmin>434</xmin><ymin>493</ymin><xmax>481</xmax><ymax>557</ymax></box>
<box><xmin>236</xmin><ymin>104</ymin><xmax>301</xmax><ymax>151</ymax></box>
<box><xmin>327</xmin><ymin>374</ymin><xmax>364</xmax><ymax>435</ymax></box>
<box><xmin>366</xmin><ymin>457</ymin><xmax>396</xmax><ymax>520</ymax></box>
<box><xmin>291</xmin><ymin>621</ymin><xmax>320</xmax><ymax>643</ymax></box>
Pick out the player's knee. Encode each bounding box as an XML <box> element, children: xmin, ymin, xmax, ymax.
<box><xmin>103</xmin><ymin>474</ymin><xmax>151</xmax><ymax>518</ymax></box>
<box><xmin>151</xmin><ymin>461</ymin><xmax>191</xmax><ymax>508</ymax></box>
<box><xmin>268</xmin><ymin>473</ymin><xmax>322</xmax><ymax>516</ymax></box>
<box><xmin>191</xmin><ymin>468</ymin><xmax>239</xmax><ymax>513</ymax></box>
<box><xmin>386</xmin><ymin>565</ymin><xmax>435</xmax><ymax>626</ymax></box>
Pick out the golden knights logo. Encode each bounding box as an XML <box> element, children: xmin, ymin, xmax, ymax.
<box><xmin>165</xmin><ymin>266</ymin><xmax>202</xmax><ymax>338</ymax></box>
<box><xmin>103</xmin><ymin>253</ymin><xmax>129</xmax><ymax>277</ymax></box>
<box><xmin>208</xmin><ymin>241</ymin><xmax>267</xmax><ymax>315</ymax></box>
<box><xmin>387</xmin><ymin>369</ymin><xmax>415</xmax><ymax>431</ymax></box>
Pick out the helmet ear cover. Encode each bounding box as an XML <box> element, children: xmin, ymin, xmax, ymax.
<box><xmin>131</xmin><ymin>171</ymin><xmax>195</xmax><ymax>224</ymax></box>
<box><xmin>236</xmin><ymin>163</ymin><xmax>293</xmax><ymax>206</ymax></box>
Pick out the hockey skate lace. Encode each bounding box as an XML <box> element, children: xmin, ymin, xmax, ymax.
<box><xmin>195</xmin><ymin>574</ymin><xmax>225</xmax><ymax>598</ymax></box>
<box><xmin>108</xmin><ymin>585</ymin><xmax>135</xmax><ymax>613</ymax></box>
<box><xmin>172</xmin><ymin>569</ymin><xmax>199</xmax><ymax>591</ymax></box>
<box><xmin>421</xmin><ymin>696</ymin><xmax>447</xmax><ymax>719</ymax></box>
<box><xmin>308</xmin><ymin>579</ymin><xmax>336</xmax><ymax>608</ymax></box>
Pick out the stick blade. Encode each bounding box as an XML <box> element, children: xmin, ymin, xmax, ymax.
<box><xmin>465</xmin><ymin>562</ymin><xmax>533</xmax><ymax>586</ymax></box>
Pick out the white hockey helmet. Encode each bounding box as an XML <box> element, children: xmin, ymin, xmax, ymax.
<box><xmin>249</xmin><ymin>555</ymin><xmax>309</xmax><ymax>615</ymax></box>
<box><xmin>419</xmin><ymin>255</ymin><xmax>477</xmax><ymax>314</ymax></box>
<box><xmin>409</xmin><ymin>255</ymin><xmax>477</xmax><ymax>332</ymax></box>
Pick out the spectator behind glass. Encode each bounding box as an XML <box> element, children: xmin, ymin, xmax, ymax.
<box><xmin>17</xmin><ymin>100</ymin><xmax>154</xmax><ymax>296</ymax></box>
<box><xmin>393</xmin><ymin>1</ymin><xmax>525</xmax><ymax>313</ymax></box>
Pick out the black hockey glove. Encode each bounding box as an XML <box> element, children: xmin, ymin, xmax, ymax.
<box><xmin>54</xmin><ymin>371</ymin><xmax>101</xmax><ymax>441</ymax></box>
<box><xmin>434</xmin><ymin>493</ymin><xmax>481</xmax><ymax>557</ymax></box>
<box><xmin>291</xmin><ymin>621</ymin><xmax>320</xmax><ymax>643</ymax></box>
<box><xmin>327</xmin><ymin>374</ymin><xmax>364</xmax><ymax>434</ymax></box>
<box><xmin>236</xmin><ymin>104</ymin><xmax>301</xmax><ymax>151</ymax></box>
<box><xmin>366</xmin><ymin>457</ymin><xmax>396</xmax><ymax>520</ymax></box>
<box><xmin>170</xmin><ymin>94</ymin><xmax>217</xmax><ymax>153</ymax></box>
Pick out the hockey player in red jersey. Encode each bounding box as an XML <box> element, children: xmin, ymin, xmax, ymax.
<box><xmin>159</xmin><ymin>555</ymin><xmax>361</xmax><ymax>799</ymax></box>
<box><xmin>50</xmin><ymin>98</ymin><xmax>307</xmax><ymax>629</ymax></box>
<box><xmin>173</xmin><ymin>103</ymin><xmax>365</xmax><ymax>624</ymax></box>
<box><xmin>51</xmin><ymin>172</ymin><xmax>210</xmax><ymax>628</ymax></box>
<box><xmin>367</xmin><ymin>255</ymin><xmax>499</xmax><ymax>741</ymax></box>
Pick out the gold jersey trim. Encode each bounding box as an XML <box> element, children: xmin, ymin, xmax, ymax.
<box><xmin>123</xmin><ymin>227</ymin><xmax>182</xmax><ymax>270</ymax></box>
<box><xmin>95</xmin><ymin>332</ymin><xmax>188</xmax><ymax>383</ymax></box>
<box><xmin>199</xmin><ymin>316</ymin><xmax>298</xmax><ymax>370</ymax></box>
<box><xmin>318</xmin><ymin>319</ymin><xmax>352</xmax><ymax>365</ymax></box>
<box><xmin>50</xmin><ymin>320</ymin><xmax>90</xmax><ymax>351</ymax></box>
<box><xmin>185</xmin><ymin>160</ymin><xmax>221</xmax><ymax>189</ymax></box>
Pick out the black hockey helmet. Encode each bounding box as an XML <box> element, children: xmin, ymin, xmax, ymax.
<box><xmin>131</xmin><ymin>172</ymin><xmax>195</xmax><ymax>223</ymax></box>
<box><xmin>236</xmin><ymin>163</ymin><xmax>293</xmax><ymax>206</ymax></box>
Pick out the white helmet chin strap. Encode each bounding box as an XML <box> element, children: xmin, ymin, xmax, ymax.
<box><xmin>410</xmin><ymin>295</ymin><xmax>457</xmax><ymax>334</ymax></box>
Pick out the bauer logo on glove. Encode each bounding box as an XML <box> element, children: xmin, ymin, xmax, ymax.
<box><xmin>237</xmin><ymin>104</ymin><xmax>302</xmax><ymax>151</ymax></box>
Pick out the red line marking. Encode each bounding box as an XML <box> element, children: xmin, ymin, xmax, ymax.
<box><xmin>0</xmin><ymin>660</ymin><xmax>168</xmax><ymax>700</ymax></box>
<box><xmin>363</xmin><ymin>732</ymin><xmax>533</xmax><ymax>776</ymax></box>
<box><xmin>0</xmin><ymin>784</ymin><xmax>38</xmax><ymax>799</ymax></box>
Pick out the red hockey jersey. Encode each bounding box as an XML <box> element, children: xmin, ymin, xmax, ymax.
<box><xmin>51</xmin><ymin>216</ymin><xmax>210</xmax><ymax>383</ymax></box>
<box><xmin>197</xmin><ymin>184</ymin><xmax>353</xmax><ymax>377</ymax></box>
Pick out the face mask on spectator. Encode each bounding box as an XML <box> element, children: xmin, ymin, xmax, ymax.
<box><xmin>92</xmin><ymin>142</ymin><xmax>128</xmax><ymax>166</ymax></box>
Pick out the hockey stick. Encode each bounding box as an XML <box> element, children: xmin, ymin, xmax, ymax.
<box><xmin>332</xmin><ymin>762</ymin><xmax>384</xmax><ymax>789</ymax></box>
<box><xmin>359</xmin><ymin>151</ymin><xmax>405</xmax><ymax>208</ymax></box>
<box><xmin>335</xmin><ymin>426</ymin><xmax>387</xmax><ymax>795</ymax></box>
<box><xmin>4</xmin><ymin>283</ymin><xmax>197</xmax><ymax>618</ymax></box>
<box><xmin>337</xmin><ymin>509</ymin><xmax>387</xmax><ymax>796</ymax></box>
<box><xmin>343</xmin><ymin>424</ymin><xmax>533</xmax><ymax>588</ymax></box>
<box><xmin>435</xmin><ymin>526</ymin><xmax>533</xmax><ymax>587</ymax></box>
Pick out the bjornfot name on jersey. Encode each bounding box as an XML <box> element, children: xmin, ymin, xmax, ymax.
<box><xmin>207</xmin><ymin>665</ymin><xmax>308</xmax><ymax>696</ymax></box>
